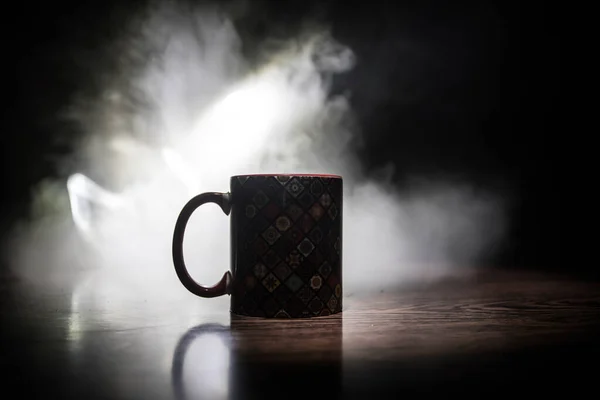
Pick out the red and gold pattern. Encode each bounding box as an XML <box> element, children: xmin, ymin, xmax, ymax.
<box><xmin>229</xmin><ymin>175</ymin><xmax>343</xmax><ymax>318</ymax></box>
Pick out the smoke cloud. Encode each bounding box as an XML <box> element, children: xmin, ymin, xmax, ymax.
<box><xmin>6</xmin><ymin>0</ymin><xmax>508</xmax><ymax>309</ymax></box>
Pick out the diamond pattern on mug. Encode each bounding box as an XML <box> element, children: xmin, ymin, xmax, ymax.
<box><xmin>261</xmin><ymin>226</ymin><xmax>281</xmax><ymax>245</ymax></box>
<box><xmin>253</xmin><ymin>263</ymin><xmax>268</xmax><ymax>279</ymax></box>
<box><xmin>262</xmin><ymin>250</ymin><xmax>281</xmax><ymax>269</ymax></box>
<box><xmin>271</xmin><ymin>234</ymin><xmax>295</xmax><ymax>260</ymax></box>
<box><xmin>285</xmin><ymin>250</ymin><xmax>303</xmax><ymax>268</ymax></box>
<box><xmin>276</xmin><ymin>175</ymin><xmax>291</xmax><ymax>185</ymax></box>
<box><xmin>285</xmin><ymin>273</ymin><xmax>304</xmax><ymax>293</ymax></box>
<box><xmin>285</xmin><ymin>203</ymin><xmax>304</xmax><ymax>222</ymax></box>
<box><xmin>319</xmin><ymin>193</ymin><xmax>332</xmax><ymax>208</ymax></box>
<box><xmin>284</xmin><ymin>225</ymin><xmax>304</xmax><ymax>245</ymax></box>
<box><xmin>310</xmin><ymin>275</ymin><xmax>322</xmax><ymax>290</ymax></box>
<box><xmin>310</xmin><ymin>180</ymin><xmax>324</xmax><ymax>196</ymax></box>
<box><xmin>307</xmin><ymin>248</ymin><xmax>324</xmax><ymax>268</ymax></box>
<box><xmin>297</xmin><ymin>191</ymin><xmax>314</xmax><ymax>209</ymax></box>
<box><xmin>318</xmin><ymin>261</ymin><xmax>332</xmax><ymax>278</ymax></box>
<box><xmin>253</xmin><ymin>190</ymin><xmax>269</xmax><ymax>209</ymax></box>
<box><xmin>308</xmin><ymin>297</ymin><xmax>324</xmax><ymax>315</ymax></box>
<box><xmin>319</xmin><ymin>309</ymin><xmax>331</xmax><ymax>317</ymax></box>
<box><xmin>328</xmin><ymin>203</ymin><xmax>338</xmax><ymax>220</ymax></box>
<box><xmin>308</xmin><ymin>226</ymin><xmax>323</xmax><ymax>244</ymax></box>
<box><xmin>247</xmin><ymin>215</ymin><xmax>270</xmax><ymax>240</ymax></box>
<box><xmin>262</xmin><ymin>273</ymin><xmax>280</xmax><ymax>292</ymax></box>
<box><xmin>297</xmin><ymin>238</ymin><xmax>315</xmax><ymax>257</ymax></box>
<box><xmin>245</xmin><ymin>204</ymin><xmax>256</xmax><ymax>218</ymax></box>
<box><xmin>274</xmin><ymin>262</ymin><xmax>292</xmax><ymax>281</ymax></box>
<box><xmin>327</xmin><ymin>295</ymin><xmax>338</xmax><ymax>312</ymax></box>
<box><xmin>230</xmin><ymin>175</ymin><xmax>342</xmax><ymax>318</ymax></box>
<box><xmin>308</xmin><ymin>203</ymin><xmax>326</xmax><ymax>221</ymax></box>
<box><xmin>298</xmin><ymin>285</ymin><xmax>314</xmax><ymax>304</ymax></box>
<box><xmin>295</xmin><ymin>260</ymin><xmax>314</xmax><ymax>279</ymax></box>
<box><xmin>318</xmin><ymin>223</ymin><xmax>334</xmax><ymax>244</ymax></box>
<box><xmin>284</xmin><ymin>178</ymin><xmax>304</xmax><ymax>197</ymax></box>
<box><xmin>237</xmin><ymin>176</ymin><xmax>249</xmax><ymax>185</ymax></box>
<box><xmin>298</xmin><ymin>214</ymin><xmax>315</xmax><ymax>234</ymax></box>
<box><xmin>318</xmin><ymin>284</ymin><xmax>332</xmax><ymax>302</ymax></box>
<box><xmin>328</xmin><ymin>181</ymin><xmax>341</xmax><ymax>202</ymax></box>
<box><xmin>275</xmin><ymin>215</ymin><xmax>292</xmax><ymax>232</ymax></box>
<box><xmin>327</xmin><ymin>274</ymin><xmax>340</xmax><ymax>289</ymax></box>
<box><xmin>335</xmin><ymin>283</ymin><xmax>342</xmax><ymax>298</ymax></box>
<box><xmin>274</xmin><ymin>309</ymin><xmax>291</xmax><ymax>318</ymax></box>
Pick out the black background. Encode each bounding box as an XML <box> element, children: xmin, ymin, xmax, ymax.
<box><xmin>2</xmin><ymin>1</ymin><xmax>562</xmax><ymax>276</ymax></box>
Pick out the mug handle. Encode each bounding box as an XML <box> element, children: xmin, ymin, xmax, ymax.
<box><xmin>172</xmin><ymin>192</ymin><xmax>233</xmax><ymax>298</ymax></box>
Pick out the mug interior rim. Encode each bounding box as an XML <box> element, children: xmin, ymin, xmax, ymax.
<box><xmin>232</xmin><ymin>173</ymin><xmax>342</xmax><ymax>179</ymax></box>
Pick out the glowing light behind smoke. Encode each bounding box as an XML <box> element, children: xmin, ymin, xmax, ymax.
<box><xmin>180</xmin><ymin>73</ymin><xmax>292</xmax><ymax>178</ymax></box>
<box><xmin>10</xmin><ymin>2</ymin><xmax>508</xmax><ymax>336</ymax></box>
<box><xmin>161</xmin><ymin>148</ymin><xmax>199</xmax><ymax>196</ymax></box>
<box><xmin>66</xmin><ymin>173</ymin><xmax>128</xmax><ymax>238</ymax></box>
<box><xmin>61</xmin><ymin>35</ymin><xmax>345</xmax><ymax>291</ymax></box>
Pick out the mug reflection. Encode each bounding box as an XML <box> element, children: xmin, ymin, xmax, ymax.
<box><xmin>66</xmin><ymin>269</ymin><xmax>231</xmax><ymax>399</ymax></box>
<box><xmin>229</xmin><ymin>314</ymin><xmax>343</xmax><ymax>399</ymax></box>
<box><xmin>171</xmin><ymin>324</ymin><xmax>232</xmax><ymax>400</ymax></box>
<box><xmin>171</xmin><ymin>316</ymin><xmax>343</xmax><ymax>400</ymax></box>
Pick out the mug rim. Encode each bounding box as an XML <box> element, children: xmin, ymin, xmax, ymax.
<box><xmin>232</xmin><ymin>173</ymin><xmax>342</xmax><ymax>179</ymax></box>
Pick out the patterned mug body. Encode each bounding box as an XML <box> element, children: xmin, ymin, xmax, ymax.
<box><xmin>172</xmin><ymin>174</ymin><xmax>342</xmax><ymax>318</ymax></box>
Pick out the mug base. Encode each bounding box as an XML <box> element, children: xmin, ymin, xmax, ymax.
<box><xmin>229</xmin><ymin>309</ymin><xmax>342</xmax><ymax>319</ymax></box>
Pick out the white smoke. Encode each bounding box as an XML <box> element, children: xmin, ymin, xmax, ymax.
<box><xmin>7</xmin><ymin>0</ymin><xmax>508</xmax><ymax>309</ymax></box>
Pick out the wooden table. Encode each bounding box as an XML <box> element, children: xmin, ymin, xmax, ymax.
<box><xmin>1</xmin><ymin>269</ymin><xmax>598</xmax><ymax>399</ymax></box>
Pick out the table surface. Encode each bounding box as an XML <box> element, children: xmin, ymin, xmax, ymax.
<box><xmin>1</xmin><ymin>268</ymin><xmax>599</xmax><ymax>399</ymax></box>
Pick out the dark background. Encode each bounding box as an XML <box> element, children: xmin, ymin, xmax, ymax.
<box><xmin>2</xmin><ymin>1</ymin><xmax>562</xmax><ymax>276</ymax></box>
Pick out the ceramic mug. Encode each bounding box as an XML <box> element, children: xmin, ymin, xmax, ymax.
<box><xmin>172</xmin><ymin>174</ymin><xmax>343</xmax><ymax>318</ymax></box>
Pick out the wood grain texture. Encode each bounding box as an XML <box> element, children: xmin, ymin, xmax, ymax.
<box><xmin>225</xmin><ymin>273</ymin><xmax>600</xmax><ymax>363</ymax></box>
<box><xmin>1</xmin><ymin>269</ymin><xmax>599</xmax><ymax>399</ymax></box>
<box><xmin>348</xmin><ymin>276</ymin><xmax>599</xmax><ymax>353</ymax></box>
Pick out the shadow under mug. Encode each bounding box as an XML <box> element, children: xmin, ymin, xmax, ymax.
<box><xmin>172</xmin><ymin>174</ymin><xmax>343</xmax><ymax>318</ymax></box>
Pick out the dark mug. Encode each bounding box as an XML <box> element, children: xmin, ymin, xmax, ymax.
<box><xmin>172</xmin><ymin>174</ymin><xmax>343</xmax><ymax>318</ymax></box>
